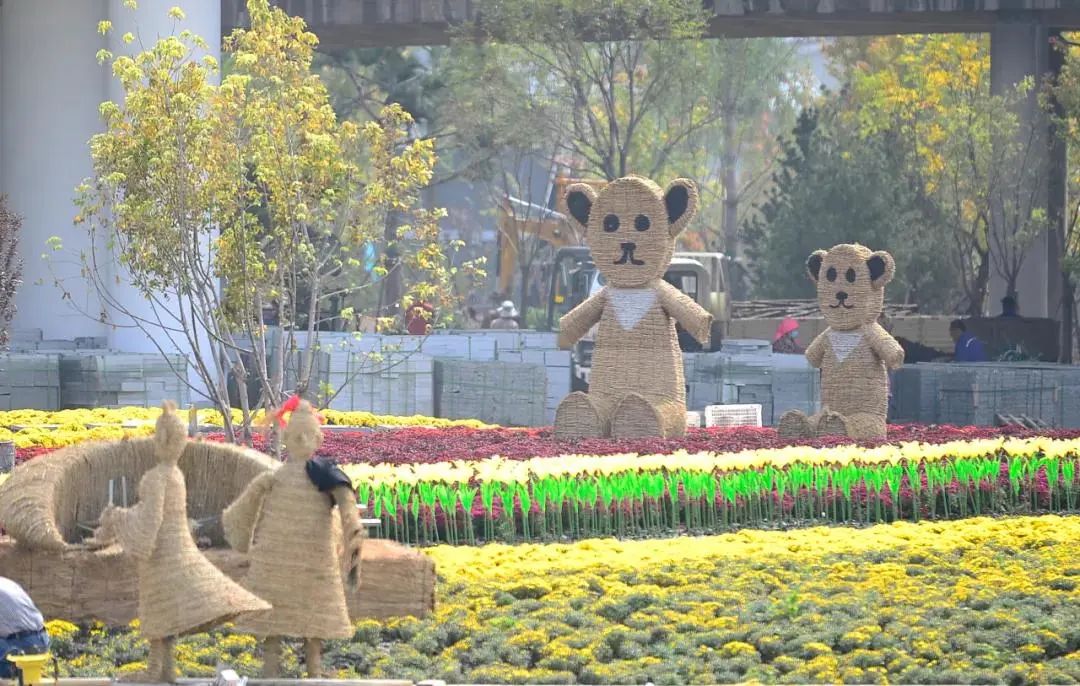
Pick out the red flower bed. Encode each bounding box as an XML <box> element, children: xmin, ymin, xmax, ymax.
<box><xmin>17</xmin><ymin>424</ymin><xmax>1080</xmax><ymax>467</ymax></box>
<box><xmin>251</xmin><ymin>424</ymin><xmax>1080</xmax><ymax>466</ymax></box>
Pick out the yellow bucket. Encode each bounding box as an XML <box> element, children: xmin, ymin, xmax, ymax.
<box><xmin>6</xmin><ymin>654</ymin><xmax>56</xmax><ymax>686</ymax></box>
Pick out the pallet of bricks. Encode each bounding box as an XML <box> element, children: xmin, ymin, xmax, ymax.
<box><xmin>434</xmin><ymin>359</ymin><xmax>547</xmax><ymax>427</ymax></box>
<box><xmin>287</xmin><ymin>340</ymin><xmax>434</xmax><ymax>417</ymax></box>
<box><xmin>0</xmin><ymin>353</ymin><xmax>61</xmax><ymax>410</ymax></box>
<box><xmin>59</xmin><ymin>352</ymin><xmax>189</xmax><ymax>408</ymax></box>
<box><xmin>891</xmin><ymin>362</ymin><xmax>1080</xmax><ymax>428</ymax></box>
<box><xmin>683</xmin><ymin>340</ymin><xmax>819</xmax><ymax>426</ymax></box>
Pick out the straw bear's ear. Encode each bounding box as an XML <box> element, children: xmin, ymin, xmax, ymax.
<box><xmin>867</xmin><ymin>251</ymin><xmax>896</xmax><ymax>290</ymax></box>
<box><xmin>161</xmin><ymin>400</ymin><xmax>177</xmax><ymax>414</ymax></box>
<box><xmin>806</xmin><ymin>250</ymin><xmax>828</xmax><ymax>283</ymax></box>
<box><xmin>565</xmin><ymin>183</ymin><xmax>598</xmax><ymax>231</ymax></box>
<box><xmin>664</xmin><ymin>178</ymin><xmax>698</xmax><ymax>237</ymax></box>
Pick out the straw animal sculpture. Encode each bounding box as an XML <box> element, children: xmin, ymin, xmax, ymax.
<box><xmin>0</xmin><ymin>432</ymin><xmax>276</xmax><ymax>552</ymax></box>
<box><xmin>777</xmin><ymin>244</ymin><xmax>905</xmax><ymax>440</ymax></box>
<box><xmin>90</xmin><ymin>402</ymin><xmax>270</xmax><ymax>684</ymax></box>
<box><xmin>223</xmin><ymin>399</ymin><xmax>365</xmax><ymax>679</ymax></box>
<box><xmin>555</xmin><ymin>175</ymin><xmax>712</xmax><ymax>439</ymax></box>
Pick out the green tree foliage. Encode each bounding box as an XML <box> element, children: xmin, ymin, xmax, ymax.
<box><xmin>64</xmin><ymin>0</ymin><xmax>478</xmax><ymax>441</ymax></box>
<box><xmin>842</xmin><ymin>35</ymin><xmax>1046</xmax><ymax>315</ymax></box>
<box><xmin>742</xmin><ymin>98</ymin><xmax>957</xmax><ymax>311</ymax></box>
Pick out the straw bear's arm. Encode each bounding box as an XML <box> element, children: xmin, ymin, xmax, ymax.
<box><xmin>656</xmin><ymin>281</ymin><xmax>712</xmax><ymax>345</ymax></box>
<box><xmin>869</xmin><ymin>324</ymin><xmax>905</xmax><ymax>370</ymax></box>
<box><xmin>332</xmin><ymin>486</ymin><xmax>366</xmax><ymax>591</ymax></box>
<box><xmin>558</xmin><ymin>290</ymin><xmax>606</xmax><ymax>349</ymax></box>
<box><xmin>222</xmin><ymin>471</ymin><xmax>275</xmax><ymax>553</ymax></box>
<box><xmin>100</xmin><ymin>471</ymin><xmax>166</xmax><ymax>561</ymax></box>
<box><xmin>805</xmin><ymin>332</ymin><xmax>827</xmax><ymax>368</ymax></box>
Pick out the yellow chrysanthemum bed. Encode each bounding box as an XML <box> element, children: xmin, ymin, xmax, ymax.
<box><xmin>43</xmin><ymin>516</ymin><xmax>1080</xmax><ymax>685</ymax></box>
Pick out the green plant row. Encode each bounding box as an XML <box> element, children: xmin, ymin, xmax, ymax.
<box><xmin>357</xmin><ymin>453</ymin><xmax>1079</xmax><ymax>545</ymax></box>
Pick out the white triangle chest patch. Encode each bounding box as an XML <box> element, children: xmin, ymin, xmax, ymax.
<box><xmin>608</xmin><ymin>288</ymin><xmax>658</xmax><ymax>331</ymax></box>
<box><xmin>828</xmin><ymin>330</ymin><xmax>864</xmax><ymax>363</ymax></box>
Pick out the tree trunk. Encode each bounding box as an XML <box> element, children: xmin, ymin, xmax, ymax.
<box><xmin>1062</xmin><ymin>276</ymin><xmax>1075</xmax><ymax>363</ymax></box>
<box><xmin>519</xmin><ymin>262</ymin><xmax>530</xmax><ymax>321</ymax></box>
<box><xmin>379</xmin><ymin>210</ymin><xmax>404</xmax><ymax>321</ymax></box>
<box><xmin>968</xmin><ymin>250</ymin><xmax>991</xmax><ymax>317</ymax></box>
<box><xmin>721</xmin><ymin>112</ymin><xmax>740</xmax><ymax>257</ymax></box>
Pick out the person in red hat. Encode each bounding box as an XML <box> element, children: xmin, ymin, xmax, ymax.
<box><xmin>772</xmin><ymin>317</ymin><xmax>803</xmax><ymax>354</ymax></box>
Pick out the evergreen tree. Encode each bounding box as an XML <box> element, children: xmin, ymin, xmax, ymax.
<box><xmin>741</xmin><ymin>95</ymin><xmax>957</xmax><ymax>311</ymax></box>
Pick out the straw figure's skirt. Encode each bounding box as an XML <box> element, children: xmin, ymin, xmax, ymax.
<box><xmin>232</xmin><ymin>462</ymin><xmax>352</xmax><ymax>639</ymax></box>
<box><xmin>124</xmin><ymin>467</ymin><xmax>270</xmax><ymax>640</ymax></box>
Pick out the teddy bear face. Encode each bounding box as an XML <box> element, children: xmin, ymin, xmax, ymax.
<box><xmin>806</xmin><ymin>243</ymin><xmax>895</xmax><ymax>332</ymax></box>
<box><xmin>564</xmin><ymin>175</ymin><xmax>698</xmax><ymax>289</ymax></box>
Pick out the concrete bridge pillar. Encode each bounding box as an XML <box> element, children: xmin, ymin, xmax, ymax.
<box><xmin>988</xmin><ymin>17</ymin><xmax>1060</xmax><ymax>320</ymax></box>
<box><xmin>0</xmin><ymin>0</ymin><xmax>219</xmax><ymax>397</ymax></box>
<box><xmin>102</xmin><ymin>0</ymin><xmax>221</xmax><ymax>355</ymax></box>
<box><xmin>0</xmin><ymin>0</ymin><xmax>110</xmax><ymax>341</ymax></box>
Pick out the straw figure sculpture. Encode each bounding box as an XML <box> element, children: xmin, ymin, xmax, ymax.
<box><xmin>89</xmin><ymin>402</ymin><xmax>271</xmax><ymax>684</ymax></box>
<box><xmin>554</xmin><ymin>175</ymin><xmax>712</xmax><ymax>439</ymax></box>
<box><xmin>223</xmin><ymin>398</ymin><xmax>365</xmax><ymax>679</ymax></box>
<box><xmin>777</xmin><ymin>244</ymin><xmax>905</xmax><ymax>440</ymax></box>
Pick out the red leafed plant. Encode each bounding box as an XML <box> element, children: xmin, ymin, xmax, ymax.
<box><xmin>17</xmin><ymin>424</ymin><xmax>1080</xmax><ymax>467</ymax></box>
<box><xmin>228</xmin><ymin>424</ymin><xmax>1080</xmax><ymax>466</ymax></box>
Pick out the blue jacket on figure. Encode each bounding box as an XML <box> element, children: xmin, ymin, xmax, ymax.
<box><xmin>950</xmin><ymin>319</ymin><xmax>987</xmax><ymax>362</ymax></box>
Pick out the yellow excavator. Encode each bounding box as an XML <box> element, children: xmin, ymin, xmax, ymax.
<box><xmin>495</xmin><ymin>176</ymin><xmax>605</xmax><ymax>298</ymax></box>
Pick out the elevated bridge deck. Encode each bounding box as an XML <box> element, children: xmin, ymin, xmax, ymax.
<box><xmin>222</xmin><ymin>1</ymin><xmax>1080</xmax><ymax>48</ymax></box>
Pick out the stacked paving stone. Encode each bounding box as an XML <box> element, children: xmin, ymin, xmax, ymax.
<box><xmin>5</xmin><ymin>330</ymin><xmax>188</xmax><ymax>409</ymax></box>
<box><xmin>0</xmin><ymin>353</ymin><xmax>61</xmax><ymax>410</ymax></box>
<box><xmin>284</xmin><ymin>331</ymin><xmax>568</xmax><ymax>425</ymax></box>
<box><xmin>892</xmin><ymin>362</ymin><xmax>1080</xmax><ymax>428</ymax></box>
<box><xmin>682</xmin><ymin>340</ymin><xmax>819</xmax><ymax>426</ymax></box>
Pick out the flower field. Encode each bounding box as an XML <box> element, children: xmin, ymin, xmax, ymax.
<box><xmin>7</xmin><ymin>412</ymin><xmax>1080</xmax><ymax>684</ymax></box>
<box><xmin>0</xmin><ymin>407</ymin><xmax>491</xmax><ymax>451</ymax></box>
<box><xmin>348</xmin><ymin>435</ymin><xmax>1080</xmax><ymax>545</ymax></box>
<box><xmin>6</xmin><ymin>419</ymin><xmax>1080</xmax><ymax>543</ymax></box>
<box><xmin>46</xmin><ymin>516</ymin><xmax>1080</xmax><ymax>685</ymax></box>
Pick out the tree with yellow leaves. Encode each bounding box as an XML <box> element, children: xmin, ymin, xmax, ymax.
<box><xmin>62</xmin><ymin>1</ymin><xmax>479</xmax><ymax>441</ymax></box>
<box><xmin>843</xmin><ymin>34</ymin><xmax>1047</xmax><ymax>316</ymax></box>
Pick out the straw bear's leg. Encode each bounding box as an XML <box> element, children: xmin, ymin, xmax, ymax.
<box><xmin>262</xmin><ymin>636</ymin><xmax>283</xmax><ymax>678</ymax></box>
<box><xmin>815</xmin><ymin>410</ymin><xmax>849</xmax><ymax>438</ymax></box>
<box><xmin>777</xmin><ymin>410</ymin><xmax>815</xmax><ymax>440</ymax></box>
<box><xmin>554</xmin><ymin>392</ymin><xmax>604</xmax><ymax>439</ymax></box>
<box><xmin>305</xmin><ymin>639</ymin><xmax>323</xmax><ymax>679</ymax></box>
<box><xmin>843</xmin><ymin>413</ymin><xmax>886</xmax><ymax>440</ymax></box>
<box><xmin>610</xmin><ymin>393</ymin><xmax>663</xmax><ymax>439</ymax></box>
<box><xmin>655</xmin><ymin>400</ymin><xmax>689</xmax><ymax>439</ymax></box>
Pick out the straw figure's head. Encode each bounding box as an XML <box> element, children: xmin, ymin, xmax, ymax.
<box><xmin>806</xmin><ymin>243</ymin><xmax>895</xmax><ymax>332</ymax></box>
<box><xmin>564</xmin><ymin>175</ymin><xmax>698</xmax><ymax>288</ymax></box>
<box><xmin>153</xmin><ymin>400</ymin><xmax>187</xmax><ymax>465</ymax></box>
<box><xmin>282</xmin><ymin>399</ymin><xmax>324</xmax><ymax>461</ymax></box>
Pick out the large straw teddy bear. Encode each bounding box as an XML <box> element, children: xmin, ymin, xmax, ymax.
<box><xmin>778</xmin><ymin>243</ymin><xmax>904</xmax><ymax>440</ymax></box>
<box><xmin>555</xmin><ymin>175</ymin><xmax>712</xmax><ymax>439</ymax></box>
